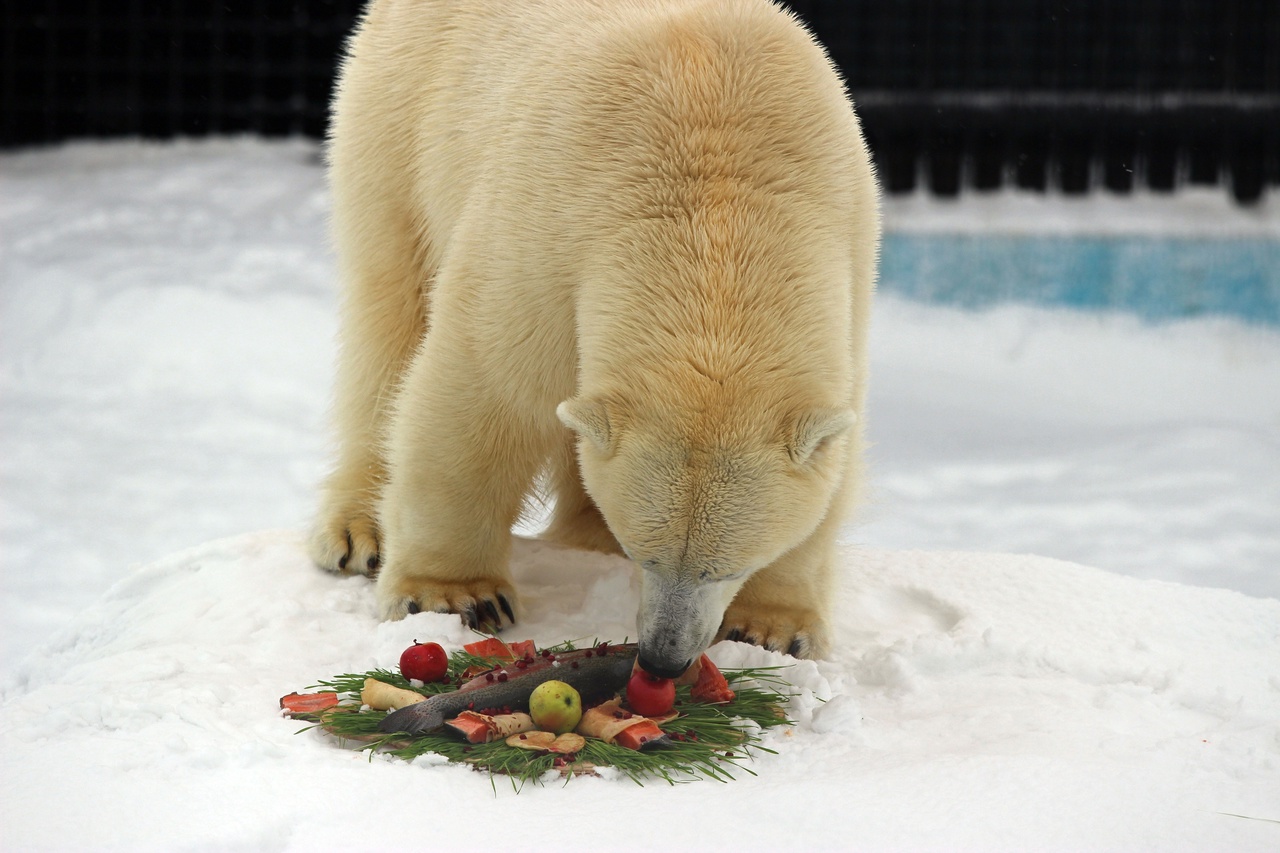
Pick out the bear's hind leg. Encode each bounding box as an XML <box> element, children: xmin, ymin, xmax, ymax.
<box><xmin>309</xmin><ymin>176</ymin><xmax>431</xmax><ymax>577</ymax></box>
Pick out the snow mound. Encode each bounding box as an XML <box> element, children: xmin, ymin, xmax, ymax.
<box><xmin>2</xmin><ymin>532</ymin><xmax>1277</xmax><ymax>851</ymax></box>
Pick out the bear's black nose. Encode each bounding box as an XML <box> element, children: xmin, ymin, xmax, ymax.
<box><xmin>637</xmin><ymin>653</ymin><xmax>692</xmax><ymax>680</ymax></box>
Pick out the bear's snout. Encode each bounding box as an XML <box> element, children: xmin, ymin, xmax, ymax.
<box><xmin>637</xmin><ymin>572</ymin><xmax>725</xmax><ymax>681</ymax></box>
<box><xmin>637</xmin><ymin>651</ymin><xmax>692</xmax><ymax>680</ymax></box>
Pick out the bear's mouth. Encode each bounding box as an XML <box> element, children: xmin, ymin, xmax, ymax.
<box><xmin>635</xmin><ymin>573</ymin><xmax>730</xmax><ymax>679</ymax></box>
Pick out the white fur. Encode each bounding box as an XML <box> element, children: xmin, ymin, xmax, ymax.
<box><xmin>310</xmin><ymin>0</ymin><xmax>880</xmax><ymax>666</ymax></box>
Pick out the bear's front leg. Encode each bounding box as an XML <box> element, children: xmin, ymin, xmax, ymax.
<box><xmin>717</xmin><ymin>554</ymin><xmax>832</xmax><ymax>659</ymax></box>
<box><xmin>374</xmin><ymin>339</ymin><xmax>548</xmax><ymax>629</ymax></box>
<box><xmin>716</xmin><ymin>479</ymin><xmax>854</xmax><ymax>659</ymax></box>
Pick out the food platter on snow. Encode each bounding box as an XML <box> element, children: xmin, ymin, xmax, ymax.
<box><xmin>281</xmin><ymin>637</ymin><xmax>795</xmax><ymax>786</ymax></box>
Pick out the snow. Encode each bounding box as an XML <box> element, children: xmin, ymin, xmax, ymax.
<box><xmin>2</xmin><ymin>139</ymin><xmax>1279</xmax><ymax>850</ymax></box>
<box><xmin>3</xmin><ymin>533</ymin><xmax>1277</xmax><ymax>851</ymax></box>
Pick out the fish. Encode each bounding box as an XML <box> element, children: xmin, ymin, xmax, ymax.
<box><xmin>378</xmin><ymin>642</ymin><xmax>638</xmax><ymax>736</ymax></box>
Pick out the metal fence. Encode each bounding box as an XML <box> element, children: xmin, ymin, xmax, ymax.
<box><xmin>3</xmin><ymin>0</ymin><xmax>1276</xmax><ymax>202</ymax></box>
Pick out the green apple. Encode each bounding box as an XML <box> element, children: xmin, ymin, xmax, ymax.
<box><xmin>528</xmin><ymin>680</ymin><xmax>583</xmax><ymax>734</ymax></box>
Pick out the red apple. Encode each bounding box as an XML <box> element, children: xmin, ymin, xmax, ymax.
<box><xmin>626</xmin><ymin>669</ymin><xmax>676</xmax><ymax>717</ymax></box>
<box><xmin>399</xmin><ymin>640</ymin><xmax>448</xmax><ymax>682</ymax></box>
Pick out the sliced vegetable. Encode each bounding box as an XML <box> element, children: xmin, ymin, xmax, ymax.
<box><xmin>504</xmin><ymin>731</ymin><xmax>585</xmax><ymax>754</ymax></box>
<box><xmin>279</xmin><ymin>691</ymin><xmax>340</xmax><ymax>717</ymax></box>
<box><xmin>549</xmin><ymin>732</ymin><xmax>585</xmax><ymax>754</ymax></box>
<box><xmin>360</xmin><ymin>678</ymin><xmax>428</xmax><ymax>711</ymax></box>
<box><xmin>506</xmin><ymin>731</ymin><xmax>557</xmax><ymax>751</ymax></box>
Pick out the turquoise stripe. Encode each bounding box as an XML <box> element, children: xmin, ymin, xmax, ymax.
<box><xmin>880</xmin><ymin>234</ymin><xmax>1280</xmax><ymax>324</ymax></box>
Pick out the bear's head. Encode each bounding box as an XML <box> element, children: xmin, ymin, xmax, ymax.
<box><xmin>558</xmin><ymin>391</ymin><xmax>854</xmax><ymax>677</ymax></box>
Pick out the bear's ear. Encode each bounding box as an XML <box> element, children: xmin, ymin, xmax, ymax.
<box><xmin>557</xmin><ymin>398</ymin><xmax>613</xmax><ymax>454</ymax></box>
<box><xmin>789</xmin><ymin>408</ymin><xmax>857</xmax><ymax>464</ymax></box>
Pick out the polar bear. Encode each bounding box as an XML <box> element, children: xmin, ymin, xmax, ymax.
<box><xmin>310</xmin><ymin>0</ymin><xmax>879</xmax><ymax>676</ymax></box>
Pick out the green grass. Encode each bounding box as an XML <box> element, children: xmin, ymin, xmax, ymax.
<box><xmin>294</xmin><ymin>643</ymin><xmax>794</xmax><ymax>788</ymax></box>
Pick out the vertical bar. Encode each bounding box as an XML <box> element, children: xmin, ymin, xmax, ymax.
<box><xmin>0</xmin><ymin>3</ymin><xmax>14</xmax><ymax>143</ymax></box>
<box><xmin>43</xmin><ymin>0</ymin><xmax>58</xmax><ymax>141</ymax></box>
<box><xmin>170</xmin><ymin>0</ymin><xmax>182</xmax><ymax>136</ymax></box>
<box><xmin>210</xmin><ymin>0</ymin><xmax>224</xmax><ymax>134</ymax></box>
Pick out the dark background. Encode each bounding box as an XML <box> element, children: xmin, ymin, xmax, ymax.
<box><xmin>3</xmin><ymin>0</ymin><xmax>1277</xmax><ymax>202</ymax></box>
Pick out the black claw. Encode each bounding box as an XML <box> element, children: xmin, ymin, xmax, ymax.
<box><xmin>367</xmin><ymin>554</ymin><xmax>380</xmax><ymax>573</ymax></box>
<box><xmin>461</xmin><ymin>605</ymin><xmax>478</xmax><ymax>630</ymax></box>
<box><xmin>338</xmin><ymin>533</ymin><xmax>352</xmax><ymax>570</ymax></box>
<box><xmin>725</xmin><ymin>628</ymin><xmax>743</xmax><ymax>643</ymax></box>
<box><xmin>482</xmin><ymin>599</ymin><xmax>502</xmax><ymax>628</ymax></box>
<box><xmin>497</xmin><ymin>594</ymin><xmax>516</xmax><ymax>624</ymax></box>
<box><xmin>406</xmin><ymin>601</ymin><xmax>421</xmax><ymax>615</ymax></box>
<box><xmin>787</xmin><ymin>638</ymin><xmax>803</xmax><ymax>657</ymax></box>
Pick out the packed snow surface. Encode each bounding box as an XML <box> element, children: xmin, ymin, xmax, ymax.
<box><xmin>2</xmin><ymin>139</ymin><xmax>1279</xmax><ymax>850</ymax></box>
<box><xmin>3</xmin><ymin>533</ymin><xmax>1278</xmax><ymax>851</ymax></box>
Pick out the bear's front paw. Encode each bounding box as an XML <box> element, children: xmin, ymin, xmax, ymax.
<box><xmin>717</xmin><ymin>603</ymin><xmax>827</xmax><ymax>659</ymax></box>
<box><xmin>378</xmin><ymin>573</ymin><xmax>518</xmax><ymax>631</ymax></box>
<box><xmin>309</xmin><ymin>503</ymin><xmax>381</xmax><ymax>577</ymax></box>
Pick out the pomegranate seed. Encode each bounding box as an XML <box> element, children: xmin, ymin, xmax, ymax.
<box><xmin>541</xmin><ymin>649</ymin><xmax>551</xmax><ymax>659</ymax></box>
<box><xmin>570</xmin><ymin>661</ymin><xmax>579</xmax><ymax>669</ymax></box>
<box><xmin>485</xmin><ymin>673</ymin><xmax>495</xmax><ymax>682</ymax></box>
<box><xmin>597</xmin><ymin>642</ymin><xmax>608</xmax><ymax>655</ymax></box>
<box><xmin>519</xmin><ymin>734</ymin><xmax>527</xmax><ymax>740</ymax></box>
<box><xmin>547</xmin><ymin>654</ymin><xmax>556</xmax><ymax>662</ymax></box>
<box><xmin>497</xmin><ymin>673</ymin><xmax>508</xmax><ymax>682</ymax></box>
<box><xmin>515</xmin><ymin>660</ymin><xmax>527</xmax><ymax>669</ymax></box>
<box><xmin>584</xmin><ymin>649</ymin><xmax>593</xmax><ymax>657</ymax></box>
